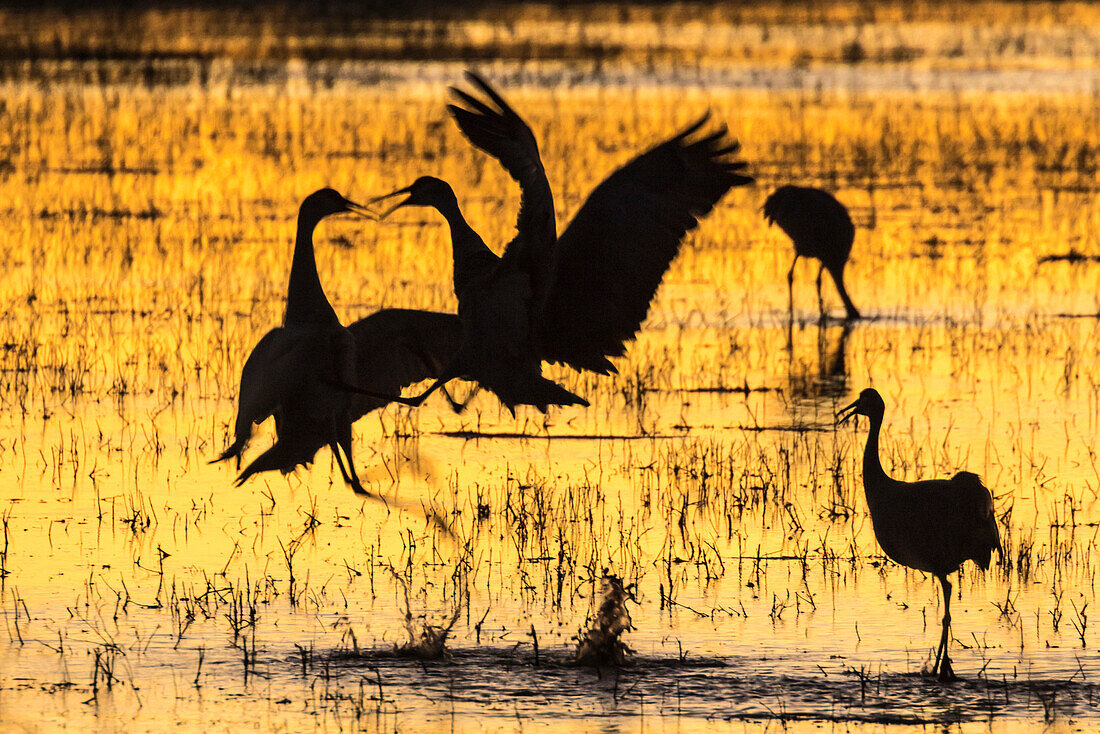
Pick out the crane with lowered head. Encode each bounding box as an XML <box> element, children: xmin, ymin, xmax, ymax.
<box><xmin>764</xmin><ymin>185</ymin><xmax>860</xmax><ymax>321</ymax></box>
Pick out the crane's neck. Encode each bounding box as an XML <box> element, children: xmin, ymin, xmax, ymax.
<box><xmin>285</xmin><ymin>210</ymin><xmax>339</xmax><ymax>326</ymax></box>
<box><xmin>431</xmin><ymin>194</ymin><xmax>499</xmax><ymax>297</ymax></box>
<box><xmin>861</xmin><ymin>409</ymin><xmax>890</xmax><ymax>488</ymax></box>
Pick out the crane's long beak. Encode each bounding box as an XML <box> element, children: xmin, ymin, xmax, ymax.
<box><xmin>343</xmin><ymin>198</ymin><xmax>377</xmax><ymax>219</ymax></box>
<box><xmin>836</xmin><ymin>399</ymin><xmax>861</xmax><ymax>424</ymax></box>
<box><xmin>368</xmin><ymin>186</ymin><xmax>413</xmax><ymax>220</ymax></box>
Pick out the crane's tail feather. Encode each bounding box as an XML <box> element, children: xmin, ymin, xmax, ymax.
<box><xmin>210</xmin><ymin>439</ymin><xmax>246</xmax><ymax>469</ymax></box>
<box><xmin>234</xmin><ymin>443</ymin><xmax>310</xmax><ymax>487</ymax></box>
<box><xmin>952</xmin><ymin>470</ymin><xmax>1002</xmax><ymax>569</ymax></box>
<box><xmin>495</xmin><ymin>377</ymin><xmax>589</xmax><ymax>413</ymax></box>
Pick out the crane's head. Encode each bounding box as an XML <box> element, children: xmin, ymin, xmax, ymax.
<box><xmin>368</xmin><ymin>176</ymin><xmax>455</xmax><ymax>219</ymax></box>
<box><xmin>761</xmin><ymin>185</ymin><xmax>799</xmax><ymax>227</ymax></box>
<box><xmin>300</xmin><ymin>188</ymin><xmax>374</xmax><ymax>222</ymax></box>
<box><xmin>836</xmin><ymin>387</ymin><xmax>885</xmax><ymax>424</ymax></box>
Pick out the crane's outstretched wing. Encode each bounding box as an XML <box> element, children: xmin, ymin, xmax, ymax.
<box><xmin>448</xmin><ymin>71</ymin><xmax>556</xmax><ymax>296</ymax></box>
<box><xmin>536</xmin><ymin>116</ymin><xmax>752</xmax><ymax>374</ymax></box>
<box><xmin>345</xmin><ymin>308</ymin><xmax>464</xmax><ymax>421</ymax></box>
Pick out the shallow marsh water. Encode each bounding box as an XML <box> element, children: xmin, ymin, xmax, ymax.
<box><xmin>3</xmin><ymin>7</ymin><xmax>1100</xmax><ymax>732</ymax></box>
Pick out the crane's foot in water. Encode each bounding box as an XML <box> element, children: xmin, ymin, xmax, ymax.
<box><xmin>349</xmin><ymin>480</ymin><xmax>374</xmax><ymax>498</ymax></box>
<box><xmin>937</xmin><ymin>655</ymin><xmax>957</xmax><ymax>682</ymax></box>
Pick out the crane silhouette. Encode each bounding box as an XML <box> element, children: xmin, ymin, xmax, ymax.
<box><xmin>763</xmin><ymin>185</ymin><xmax>860</xmax><ymax>321</ymax></box>
<box><xmin>368</xmin><ymin>72</ymin><xmax>752</xmax><ymax>414</ymax></box>
<box><xmin>219</xmin><ymin>308</ymin><xmax>461</xmax><ymax>487</ymax></box>
<box><xmin>837</xmin><ymin>388</ymin><xmax>1001</xmax><ymax>681</ymax></box>
<box><xmin>212</xmin><ymin>190</ymin><xmax>461</xmax><ymax>526</ymax></box>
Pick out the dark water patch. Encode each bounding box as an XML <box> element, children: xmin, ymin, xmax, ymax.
<box><xmin>43</xmin><ymin>165</ymin><xmax>161</xmax><ymax>176</ymax></box>
<box><xmin>5</xmin><ymin>54</ymin><xmax>1100</xmax><ymax>96</ymax></box>
<box><xmin>738</xmin><ymin>423</ymin><xmax>836</xmax><ymax>434</ymax></box>
<box><xmin>0</xmin><ymin>41</ymin><xmax>627</xmax><ymax>66</ymax></box>
<box><xmin>1039</xmin><ymin>250</ymin><xmax>1100</xmax><ymax>265</ymax></box>
<box><xmin>0</xmin><ymin>58</ymin><xmax>209</xmax><ymax>87</ymax></box>
<box><xmin>433</xmin><ymin>430</ymin><xmax>672</xmax><ymax>441</ymax></box>
<box><xmin>36</xmin><ymin>206</ymin><xmax>163</xmax><ymax>221</ymax></box>
<box><xmin>292</xmin><ymin>647</ymin><xmax>1100</xmax><ymax>724</ymax></box>
<box><xmin>651</xmin><ymin>384</ymin><xmax>778</xmax><ymax>395</ymax></box>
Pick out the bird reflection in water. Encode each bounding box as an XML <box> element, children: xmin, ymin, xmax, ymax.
<box><xmin>786</xmin><ymin>319</ymin><xmax>852</xmax><ymax>404</ymax></box>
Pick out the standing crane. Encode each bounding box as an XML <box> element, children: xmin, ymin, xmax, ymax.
<box><xmin>211</xmin><ymin>190</ymin><xmax>462</xmax><ymax>524</ymax></box>
<box><xmin>763</xmin><ymin>185</ymin><xmax>860</xmax><ymax>321</ymax></box>
<box><xmin>367</xmin><ymin>72</ymin><xmax>753</xmax><ymax>414</ymax></box>
<box><xmin>837</xmin><ymin>388</ymin><xmax>1001</xmax><ymax>681</ymax></box>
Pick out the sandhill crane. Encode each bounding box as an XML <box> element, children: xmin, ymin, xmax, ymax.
<box><xmin>837</xmin><ymin>388</ymin><xmax>1001</xmax><ymax>681</ymax></box>
<box><xmin>212</xmin><ymin>189</ymin><xmax>365</xmax><ymax>479</ymax></box>
<box><xmin>367</xmin><ymin>72</ymin><xmax>752</xmax><ymax>414</ymax></box>
<box><xmin>764</xmin><ymin>185</ymin><xmax>860</xmax><ymax>320</ymax></box>
<box><xmin>222</xmin><ymin>308</ymin><xmax>462</xmax><ymax>486</ymax></box>
<box><xmin>212</xmin><ymin>190</ymin><xmax>462</xmax><ymax>522</ymax></box>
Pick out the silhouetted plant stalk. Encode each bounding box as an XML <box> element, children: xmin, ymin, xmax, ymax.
<box><xmin>0</xmin><ymin>506</ymin><xmax>10</xmax><ymax>582</ymax></box>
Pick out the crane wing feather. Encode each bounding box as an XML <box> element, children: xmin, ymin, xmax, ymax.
<box><xmin>536</xmin><ymin>116</ymin><xmax>753</xmax><ymax>374</ymax></box>
<box><xmin>448</xmin><ymin>72</ymin><xmax>556</xmax><ymax>299</ymax></box>
<box><xmin>345</xmin><ymin>308</ymin><xmax>463</xmax><ymax>421</ymax></box>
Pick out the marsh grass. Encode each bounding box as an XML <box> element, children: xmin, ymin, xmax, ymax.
<box><xmin>1</xmin><ymin>3</ymin><xmax>1100</xmax><ymax>730</ymax></box>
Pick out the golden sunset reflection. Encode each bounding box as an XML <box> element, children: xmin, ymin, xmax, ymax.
<box><xmin>2</xmin><ymin>3</ymin><xmax>1100</xmax><ymax>731</ymax></box>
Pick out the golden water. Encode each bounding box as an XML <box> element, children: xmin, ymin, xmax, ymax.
<box><xmin>2</xmin><ymin>7</ymin><xmax>1100</xmax><ymax>732</ymax></box>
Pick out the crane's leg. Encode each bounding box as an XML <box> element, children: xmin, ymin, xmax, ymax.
<box><xmin>787</xmin><ymin>255</ymin><xmax>798</xmax><ymax>319</ymax></box>
<box><xmin>323</xmin><ymin>376</ymin><xmax>450</xmax><ymax>408</ymax></box>
<box><xmin>329</xmin><ymin>436</ymin><xmax>355</xmax><ymax>488</ymax></box>
<box><xmin>394</xmin><ymin>377</ymin><xmax>450</xmax><ymax>407</ymax></box>
<box><xmin>829</xmin><ymin>265</ymin><xmax>861</xmax><ymax>321</ymax></box>
<box><xmin>385</xmin><ymin>360</ymin><xmax>465</xmax><ymax>408</ymax></box>
<box><xmin>327</xmin><ymin>357</ymin><xmax>466</xmax><ymax>410</ymax></box>
<box><xmin>326</xmin><ymin>415</ymin><xmax>357</xmax><ymax>488</ymax></box>
<box><xmin>932</xmin><ymin>574</ymin><xmax>956</xmax><ymax>681</ymax></box>
<box><xmin>815</xmin><ymin>263</ymin><xmax>826</xmax><ymax>320</ymax></box>
<box><xmin>332</xmin><ymin>417</ymin><xmax>380</xmax><ymax>500</ymax></box>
